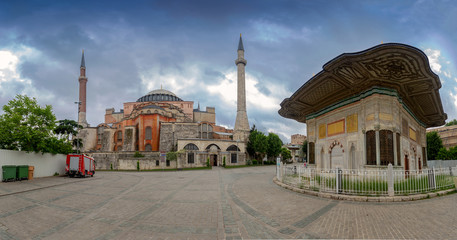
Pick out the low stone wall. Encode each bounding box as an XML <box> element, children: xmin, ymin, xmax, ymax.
<box><xmin>88</xmin><ymin>152</ymin><xmax>177</xmax><ymax>170</ymax></box>
<box><xmin>0</xmin><ymin>149</ymin><xmax>66</xmax><ymax>179</ymax></box>
<box><xmin>427</xmin><ymin>160</ymin><xmax>457</xmax><ymax>168</ymax></box>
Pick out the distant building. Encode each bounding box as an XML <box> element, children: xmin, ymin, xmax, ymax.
<box><xmin>77</xmin><ymin>35</ymin><xmax>251</xmax><ymax>169</ymax></box>
<box><xmin>427</xmin><ymin>125</ymin><xmax>457</xmax><ymax>149</ymax></box>
<box><xmin>279</xmin><ymin>43</ymin><xmax>447</xmax><ymax>171</ymax></box>
<box><xmin>291</xmin><ymin>134</ymin><xmax>306</xmax><ymax>145</ymax></box>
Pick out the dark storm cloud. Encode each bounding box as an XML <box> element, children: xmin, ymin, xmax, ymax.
<box><xmin>1</xmin><ymin>0</ymin><xmax>457</xmax><ymax>141</ymax></box>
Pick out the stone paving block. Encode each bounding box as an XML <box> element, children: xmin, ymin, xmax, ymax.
<box><xmin>0</xmin><ymin>167</ymin><xmax>455</xmax><ymax>239</ymax></box>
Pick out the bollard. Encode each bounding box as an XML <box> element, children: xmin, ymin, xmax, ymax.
<box><xmin>387</xmin><ymin>163</ymin><xmax>394</xmax><ymax>196</ymax></box>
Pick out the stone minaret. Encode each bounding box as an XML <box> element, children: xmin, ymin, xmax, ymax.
<box><xmin>78</xmin><ymin>50</ymin><xmax>88</xmax><ymax>127</ymax></box>
<box><xmin>234</xmin><ymin>34</ymin><xmax>250</xmax><ymax>142</ymax></box>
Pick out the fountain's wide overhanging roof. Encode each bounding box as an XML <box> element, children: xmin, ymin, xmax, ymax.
<box><xmin>278</xmin><ymin>43</ymin><xmax>447</xmax><ymax>127</ymax></box>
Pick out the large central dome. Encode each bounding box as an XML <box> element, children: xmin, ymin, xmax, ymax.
<box><xmin>136</xmin><ymin>89</ymin><xmax>183</xmax><ymax>102</ymax></box>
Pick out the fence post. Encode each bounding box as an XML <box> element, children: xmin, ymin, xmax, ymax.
<box><xmin>298</xmin><ymin>165</ymin><xmax>301</xmax><ymax>184</ymax></box>
<box><xmin>428</xmin><ymin>167</ymin><xmax>436</xmax><ymax>189</ymax></box>
<box><xmin>276</xmin><ymin>157</ymin><xmax>280</xmax><ymax>180</ymax></box>
<box><xmin>387</xmin><ymin>163</ymin><xmax>394</xmax><ymax>197</ymax></box>
<box><xmin>336</xmin><ymin>168</ymin><xmax>342</xmax><ymax>194</ymax></box>
<box><xmin>433</xmin><ymin>167</ymin><xmax>437</xmax><ymax>190</ymax></box>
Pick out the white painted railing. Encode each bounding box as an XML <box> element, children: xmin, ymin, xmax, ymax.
<box><xmin>280</xmin><ymin>164</ymin><xmax>456</xmax><ymax>196</ymax></box>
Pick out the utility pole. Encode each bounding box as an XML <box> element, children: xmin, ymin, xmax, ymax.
<box><xmin>75</xmin><ymin>101</ymin><xmax>81</xmax><ymax>154</ymax></box>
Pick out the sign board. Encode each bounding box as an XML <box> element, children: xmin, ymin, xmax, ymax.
<box><xmin>160</xmin><ymin>151</ymin><xmax>166</xmax><ymax>162</ymax></box>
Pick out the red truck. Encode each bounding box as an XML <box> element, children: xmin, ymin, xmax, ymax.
<box><xmin>66</xmin><ymin>154</ymin><xmax>95</xmax><ymax>178</ymax></box>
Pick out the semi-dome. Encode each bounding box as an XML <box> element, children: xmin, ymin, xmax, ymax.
<box><xmin>136</xmin><ymin>89</ymin><xmax>183</xmax><ymax>102</ymax></box>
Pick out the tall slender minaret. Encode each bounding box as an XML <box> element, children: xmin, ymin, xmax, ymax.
<box><xmin>78</xmin><ymin>50</ymin><xmax>88</xmax><ymax>127</ymax></box>
<box><xmin>234</xmin><ymin>34</ymin><xmax>250</xmax><ymax>142</ymax></box>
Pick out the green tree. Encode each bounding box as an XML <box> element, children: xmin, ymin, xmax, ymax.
<box><xmin>247</xmin><ymin>125</ymin><xmax>268</xmax><ymax>162</ymax></box>
<box><xmin>54</xmin><ymin>119</ymin><xmax>82</xmax><ymax>141</ymax></box>
<box><xmin>280</xmin><ymin>147</ymin><xmax>292</xmax><ymax>163</ymax></box>
<box><xmin>445</xmin><ymin>119</ymin><xmax>457</xmax><ymax>126</ymax></box>
<box><xmin>0</xmin><ymin>95</ymin><xmax>56</xmax><ymax>153</ymax></box>
<box><xmin>448</xmin><ymin>146</ymin><xmax>457</xmax><ymax>160</ymax></box>
<box><xmin>436</xmin><ymin>147</ymin><xmax>450</xmax><ymax>160</ymax></box>
<box><xmin>0</xmin><ymin>95</ymin><xmax>73</xmax><ymax>154</ymax></box>
<box><xmin>266</xmin><ymin>133</ymin><xmax>283</xmax><ymax>161</ymax></box>
<box><xmin>426</xmin><ymin>131</ymin><xmax>443</xmax><ymax>160</ymax></box>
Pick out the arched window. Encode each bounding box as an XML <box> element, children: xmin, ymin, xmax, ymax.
<box><xmin>308</xmin><ymin>142</ymin><xmax>315</xmax><ymax>164</ymax></box>
<box><xmin>184</xmin><ymin>143</ymin><xmax>199</xmax><ymax>150</ymax></box>
<box><xmin>226</xmin><ymin>145</ymin><xmax>240</xmax><ymax>151</ymax></box>
<box><xmin>97</xmin><ymin>126</ymin><xmax>105</xmax><ymax>144</ymax></box>
<box><xmin>145</xmin><ymin>144</ymin><xmax>152</xmax><ymax>151</ymax></box>
<box><xmin>380</xmin><ymin>130</ymin><xmax>394</xmax><ymax>165</ymax></box>
<box><xmin>145</xmin><ymin>127</ymin><xmax>152</xmax><ymax>140</ymax></box>
<box><xmin>117</xmin><ymin>131</ymin><xmax>122</xmax><ymax>141</ymax></box>
<box><xmin>199</xmin><ymin>123</ymin><xmax>213</xmax><ymax>139</ymax></box>
<box><xmin>366</xmin><ymin>130</ymin><xmax>376</xmax><ymax>165</ymax></box>
<box><xmin>206</xmin><ymin>144</ymin><xmax>220</xmax><ymax>151</ymax></box>
<box><xmin>350</xmin><ymin>145</ymin><xmax>356</xmax><ymax>169</ymax></box>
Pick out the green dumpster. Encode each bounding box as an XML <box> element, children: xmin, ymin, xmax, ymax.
<box><xmin>17</xmin><ymin>165</ymin><xmax>29</xmax><ymax>181</ymax></box>
<box><xmin>2</xmin><ymin>165</ymin><xmax>17</xmax><ymax>182</ymax></box>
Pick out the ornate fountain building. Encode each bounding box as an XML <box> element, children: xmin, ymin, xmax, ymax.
<box><xmin>279</xmin><ymin>43</ymin><xmax>447</xmax><ymax>171</ymax></box>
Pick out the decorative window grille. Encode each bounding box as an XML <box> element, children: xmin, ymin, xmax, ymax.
<box><xmin>309</xmin><ymin>142</ymin><xmax>315</xmax><ymax>164</ymax></box>
<box><xmin>187</xmin><ymin>153</ymin><xmax>195</xmax><ymax>164</ymax></box>
<box><xmin>366</xmin><ymin>130</ymin><xmax>376</xmax><ymax>165</ymax></box>
<box><xmin>380</xmin><ymin>130</ymin><xmax>394</xmax><ymax>165</ymax></box>
<box><xmin>231</xmin><ymin>153</ymin><xmax>237</xmax><ymax>163</ymax></box>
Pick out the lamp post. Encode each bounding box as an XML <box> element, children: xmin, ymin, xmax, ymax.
<box><xmin>75</xmin><ymin>101</ymin><xmax>81</xmax><ymax>154</ymax></box>
<box><xmin>236</xmin><ymin>139</ymin><xmax>239</xmax><ymax>164</ymax></box>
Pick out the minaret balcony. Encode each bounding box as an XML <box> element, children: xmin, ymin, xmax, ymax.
<box><xmin>235</xmin><ymin>58</ymin><xmax>247</xmax><ymax>65</ymax></box>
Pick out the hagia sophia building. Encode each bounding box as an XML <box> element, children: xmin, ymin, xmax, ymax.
<box><xmin>77</xmin><ymin>36</ymin><xmax>250</xmax><ymax>169</ymax></box>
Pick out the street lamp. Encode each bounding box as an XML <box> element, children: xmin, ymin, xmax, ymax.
<box><xmin>236</xmin><ymin>139</ymin><xmax>239</xmax><ymax>164</ymax></box>
<box><xmin>75</xmin><ymin>101</ymin><xmax>81</xmax><ymax>154</ymax></box>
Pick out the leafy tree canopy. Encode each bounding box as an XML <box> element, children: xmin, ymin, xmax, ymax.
<box><xmin>247</xmin><ymin>125</ymin><xmax>268</xmax><ymax>162</ymax></box>
<box><xmin>436</xmin><ymin>146</ymin><xmax>457</xmax><ymax>160</ymax></box>
<box><xmin>54</xmin><ymin>119</ymin><xmax>82</xmax><ymax>141</ymax></box>
<box><xmin>280</xmin><ymin>147</ymin><xmax>292</xmax><ymax>162</ymax></box>
<box><xmin>426</xmin><ymin>131</ymin><xmax>443</xmax><ymax>160</ymax></box>
<box><xmin>266</xmin><ymin>132</ymin><xmax>282</xmax><ymax>159</ymax></box>
<box><xmin>0</xmin><ymin>95</ymin><xmax>72</xmax><ymax>154</ymax></box>
<box><xmin>445</xmin><ymin>119</ymin><xmax>457</xmax><ymax>126</ymax></box>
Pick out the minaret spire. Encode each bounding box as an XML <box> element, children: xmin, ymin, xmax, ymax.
<box><xmin>238</xmin><ymin>34</ymin><xmax>244</xmax><ymax>51</ymax></box>
<box><xmin>234</xmin><ymin>34</ymin><xmax>250</xmax><ymax>142</ymax></box>
<box><xmin>78</xmin><ymin>50</ymin><xmax>88</xmax><ymax>127</ymax></box>
<box><xmin>81</xmin><ymin>49</ymin><xmax>85</xmax><ymax>68</ymax></box>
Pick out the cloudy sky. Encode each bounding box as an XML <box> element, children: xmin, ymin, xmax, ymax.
<box><xmin>1</xmin><ymin>0</ymin><xmax>457</xmax><ymax>142</ymax></box>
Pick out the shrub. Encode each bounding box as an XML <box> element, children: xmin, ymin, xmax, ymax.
<box><xmin>252</xmin><ymin>160</ymin><xmax>258</xmax><ymax>165</ymax></box>
<box><xmin>137</xmin><ymin>160</ymin><xmax>140</xmax><ymax>171</ymax></box>
<box><xmin>206</xmin><ymin>157</ymin><xmax>210</xmax><ymax>168</ymax></box>
<box><xmin>134</xmin><ymin>151</ymin><xmax>144</xmax><ymax>158</ymax></box>
<box><xmin>223</xmin><ymin>156</ymin><xmax>226</xmax><ymax>167</ymax></box>
<box><xmin>110</xmin><ymin>163</ymin><xmax>113</xmax><ymax>170</ymax></box>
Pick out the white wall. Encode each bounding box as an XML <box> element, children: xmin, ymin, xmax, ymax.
<box><xmin>427</xmin><ymin>160</ymin><xmax>457</xmax><ymax>169</ymax></box>
<box><xmin>0</xmin><ymin>149</ymin><xmax>66</xmax><ymax>179</ymax></box>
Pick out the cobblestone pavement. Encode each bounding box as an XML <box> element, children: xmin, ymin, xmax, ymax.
<box><xmin>0</xmin><ymin>166</ymin><xmax>456</xmax><ymax>239</ymax></box>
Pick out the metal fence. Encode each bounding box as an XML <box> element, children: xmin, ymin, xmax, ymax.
<box><xmin>281</xmin><ymin>164</ymin><xmax>456</xmax><ymax>196</ymax></box>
